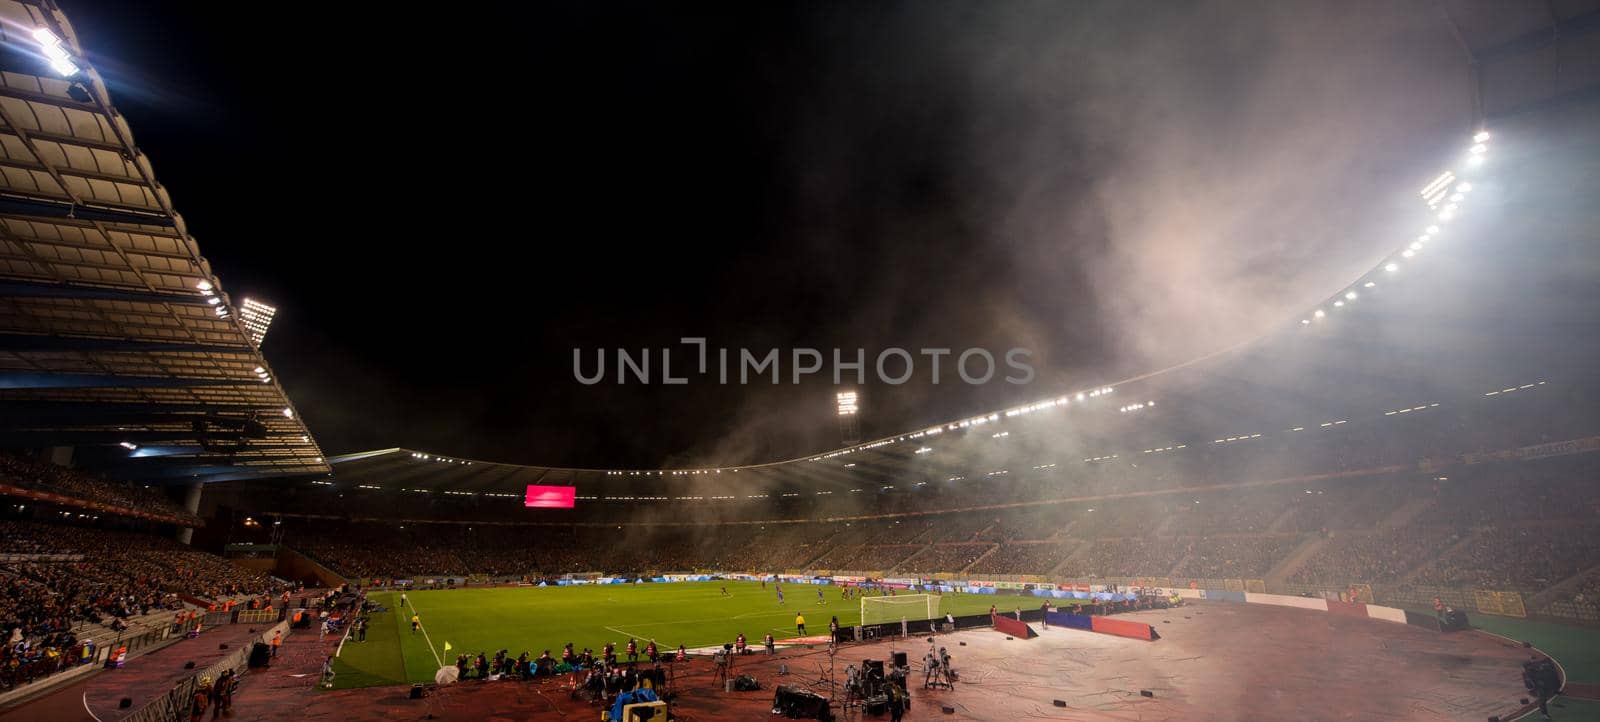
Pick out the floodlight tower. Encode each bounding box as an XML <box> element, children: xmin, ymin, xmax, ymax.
<box><xmin>836</xmin><ymin>390</ymin><xmax>860</xmax><ymax>446</ymax></box>
<box><xmin>239</xmin><ymin>298</ymin><xmax>278</xmax><ymax>347</ymax></box>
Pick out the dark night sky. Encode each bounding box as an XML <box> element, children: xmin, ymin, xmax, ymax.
<box><xmin>58</xmin><ymin>1</ymin><xmax>1475</xmax><ymax>468</ymax></box>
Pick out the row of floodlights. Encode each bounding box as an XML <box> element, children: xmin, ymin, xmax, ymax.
<box><xmin>1301</xmin><ymin>131</ymin><xmax>1490</xmax><ymax>328</ymax></box>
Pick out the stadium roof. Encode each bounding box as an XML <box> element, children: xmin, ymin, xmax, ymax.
<box><xmin>0</xmin><ymin>0</ymin><xmax>327</xmax><ymax>484</ymax></box>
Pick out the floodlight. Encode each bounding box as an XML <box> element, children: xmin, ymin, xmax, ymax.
<box><xmin>1473</xmin><ymin>131</ymin><xmax>1490</xmax><ymax>142</ymax></box>
<box><xmin>836</xmin><ymin>391</ymin><xmax>859</xmax><ymax>416</ymax></box>
<box><xmin>240</xmin><ymin>298</ymin><xmax>278</xmax><ymax>346</ymax></box>
<box><xmin>33</xmin><ymin>28</ymin><xmax>79</xmax><ymax>76</ymax></box>
<box><xmin>1385</xmin><ymin>263</ymin><xmax>1399</xmax><ymax>272</ymax></box>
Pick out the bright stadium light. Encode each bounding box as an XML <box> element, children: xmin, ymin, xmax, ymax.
<box><xmin>119</xmin><ymin>441</ymin><xmax>137</xmax><ymax>450</ymax></box>
<box><xmin>1469</xmin><ymin>143</ymin><xmax>1487</xmax><ymax>154</ymax></box>
<box><xmin>1344</xmin><ymin>291</ymin><xmax>1358</xmax><ymax>300</ymax></box>
<box><xmin>1364</xmin><ymin>281</ymin><xmax>1376</xmax><ymax>288</ymax></box>
<box><xmin>281</xmin><ymin>407</ymin><xmax>294</xmax><ymax>418</ymax></box>
<box><xmin>33</xmin><ymin>28</ymin><xmax>79</xmax><ymax>77</ymax></box>
<box><xmin>1385</xmin><ymin>263</ymin><xmax>1399</xmax><ymax>272</ymax></box>
<box><xmin>1473</xmin><ymin>130</ymin><xmax>1490</xmax><ymax>143</ymax></box>
<box><xmin>1313</xmin><ymin>309</ymin><xmax>1325</xmax><ymax>318</ymax></box>
<box><xmin>240</xmin><ymin>298</ymin><xmax>278</xmax><ymax>347</ymax></box>
<box><xmin>836</xmin><ymin>391</ymin><xmax>858</xmax><ymax>416</ymax></box>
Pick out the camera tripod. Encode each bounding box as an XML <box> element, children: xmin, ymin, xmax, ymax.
<box><xmin>809</xmin><ymin>640</ymin><xmax>838</xmax><ymax>694</ymax></box>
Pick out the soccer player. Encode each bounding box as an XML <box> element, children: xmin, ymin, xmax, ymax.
<box><xmin>796</xmin><ymin>613</ymin><xmax>806</xmax><ymax>635</ymax></box>
<box><xmin>777</xmin><ymin>588</ymin><xmax>785</xmax><ymax>606</ymax></box>
<box><xmin>410</xmin><ymin>614</ymin><xmax>421</xmax><ymax>634</ymax></box>
<box><xmin>721</xmin><ymin>586</ymin><xmax>731</xmax><ymax>597</ymax></box>
<box><xmin>817</xmin><ymin>588</ymin><xmax>825</xmax><ymax>604</ymax></box>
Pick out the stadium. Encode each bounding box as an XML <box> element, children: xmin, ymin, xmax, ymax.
<box><xmin>0</xmin><ymin>1</ymin><xmax>1599</xmax><ymax>721</ymax></box>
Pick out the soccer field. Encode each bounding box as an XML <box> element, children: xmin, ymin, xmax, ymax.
<box><xmin>331</xmin><ymin>581</ymin><xmax>1044</xmax><ymax>688</ymax></box>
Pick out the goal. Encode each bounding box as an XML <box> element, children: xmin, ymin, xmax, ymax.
<box><xmin>860</xmin><ymin>593</ymin><xmax>940</xmax><ymax>626</ymax></box>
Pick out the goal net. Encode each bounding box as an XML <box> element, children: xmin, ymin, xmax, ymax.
<box><xmin>860</xmin><ymin>593</ymin><xmax>940</xmax><ymax>626</ymax></box>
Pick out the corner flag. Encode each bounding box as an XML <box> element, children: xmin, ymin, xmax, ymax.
<box><xmin>443</xmin><ymin>641</ymin><xmax>452</xmax><ymax>653</ymax></box>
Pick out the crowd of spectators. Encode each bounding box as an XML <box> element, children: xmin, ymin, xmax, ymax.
<box><xmin>1410</xmin><ymin>524</ymin><xmax>1600</xmax><ymax>590</ymax></box>
<box><xmin>900</xmin><ymin>544</ymin><xmax>993</xmax><ymax>574</ymax></box>
<box><xmin>1172</xmin><ymin>536</ymin><xmax>1297</xmax><ymax>578</ymax></box>
<box><xmin>1167</xmin><ymin>494</ymin><xmax>1286</xmax><ymax>535</ymax></box>
<box><xmin>1289</xmin><ymin>526</ymin><xmax>1462</xmax><ymax>585</ymax></box>
<box><xmin>1056</xmin><ymin>537</ymin><xmax>1188</xmax><ymax>578</ymax></box>
<box><xmin>0</xmin><ymin>453</ymin><xmax>194</xmax><ymax>522</ymax></box>
<box><xmin>0</xmin><ymin>520</ymin><xmax>284</xmax><ymax>691</ymax></box>
<box><xmin>808</xmin><ymin>544</ymin><xmax>921</xmax><ymax>572</ymax></box>
<box><xmin>965</xmin><ymin>541</ymin><xmax>1075</xmax><ymax>575</ymax></box>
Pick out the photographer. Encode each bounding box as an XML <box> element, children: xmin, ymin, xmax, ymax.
<box><xmin>1522</xmin><ymin>656</ymin><xmax>1560</xmax><ymax>720</ymax></box>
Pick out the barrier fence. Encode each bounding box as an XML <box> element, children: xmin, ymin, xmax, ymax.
<box><xmin>121</xmin><ymin>621</ymin><xmax>289</xmax><ymax>722</ymax></box>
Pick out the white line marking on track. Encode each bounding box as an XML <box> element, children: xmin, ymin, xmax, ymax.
<box><xmin>82</xmin><ymin>692</ymin><xmax>103</xmax><ymax>722</ymax></box>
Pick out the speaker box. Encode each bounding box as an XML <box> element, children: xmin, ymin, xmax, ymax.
<box><xmin>410</xmin><ymin>684</ymin><xmax>424</xmax><ymax>699</ymax></box>
<box><xmin>183</xmin><ymin>661</ymin><xmax>195</xmax><ymax>669</ymax></box>
<box><xmin>1053</xmin><ymin>700</ymin><xmax>1066</xmax><ymax>707</ymax></box>
<box><xmin>891</xmin><ymin>652</ymin><xmax>908</xmax><ymax>668</ymax></box>
<box><xmin>772</xmin><ymin>685</ymin><xmax>830</xmax><ymax>719</ymax></box>
<box><xmin>864</xmin><ymin>660</ymin><xmax>885</xmax><ymax>680</ymax></box>
<box><xmin>218</xmin><ymin>644</ymin><xmax>228</xmax><ymax>650</ymax></box>
<box><xmin>119</xmin><ymin>698</ymin><xmax>132</xmax><ymax>709</ymax></box>
<box><xmin>1140</xmin><ymin>690</ymin><xmax>1154</xmax><ymax>698</ymax></box>
<box><xmin>247</xmin><ymin>642</ymin><xmax>271</xmax><ymax>669</ymax></box>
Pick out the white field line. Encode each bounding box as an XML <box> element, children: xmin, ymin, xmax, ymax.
<box><xmin>409</xmin><ymin>601</ymin><xmax>444</xmax><ymax>668</ymax></box>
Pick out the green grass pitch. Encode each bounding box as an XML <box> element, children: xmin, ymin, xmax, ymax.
<box><xmin>331</xmin><ymin>580</ymin><xmax>1066</xmax><ymax>688</ymax></box>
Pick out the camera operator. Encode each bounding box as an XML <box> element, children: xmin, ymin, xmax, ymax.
<box><xmin>1523</xmin><ymin>655</ymin><xmax>1560</xmax><ymax>720</ymax></box>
